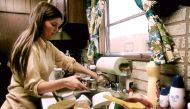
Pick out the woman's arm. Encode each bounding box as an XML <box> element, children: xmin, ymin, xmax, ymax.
<box><xmin>73</xmin><ymin>62</ymin><xmax>98</xmax><ymax>80</ymax></box>
<box><xmin>37</xmin><ymin>62</ymin><xmax>99</xmax><ymax>94</ymax></box>
<box><xmin>37</xmin><ymin>75</ymin><xmax>87</xmax><ymax>94</ymax></box>
<box><xmin>37</xmin><ymin>62</ymin><xmax>102</xmax><ymax>94</ymax></box>
<box><xmin>51</xmin><ymin>43</ymin><xmax>98</xmax><ymax>80</ymax></box>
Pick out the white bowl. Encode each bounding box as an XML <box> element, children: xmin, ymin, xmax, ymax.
<box><xmin>92</xmin><ymin>92</ymin><xmax>112</xmax><ymax>108</ymax></box>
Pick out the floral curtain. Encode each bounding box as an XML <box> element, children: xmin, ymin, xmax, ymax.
<box><xmin>86</xmin><ymin>0</ymin><xmax>106</xmax><ymax>63</ymax></box>
<box><xmin>135</xmin><ymin>0</ymin><xmax>181</xmax><ymax>64</ymax></box>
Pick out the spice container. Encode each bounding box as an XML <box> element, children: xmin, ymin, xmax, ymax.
<box><xmin>81</xmin><ymin>77</ymin><xmax>97</xmax><ymax>90</ymax></box>
<box><xmin>89</xmin><ymin>64</ymin><xmax>96</xmax><ymax>72</ymax></box>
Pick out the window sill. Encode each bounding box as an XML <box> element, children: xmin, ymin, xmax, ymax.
<box><xmin>103</xmin><ymin>52</ymin><xmax>151</xmax><ymax>61</ymax></box>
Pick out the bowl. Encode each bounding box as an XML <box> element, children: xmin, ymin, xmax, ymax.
<box><xmin>92</xmin><ymin>91</ymin><xmax>112</xmax><ymax>108</ymax></box>
<box><xmin>47</xmin><ymin>100</ymin><xmax>75</xmax><ymax>109</ymax></box>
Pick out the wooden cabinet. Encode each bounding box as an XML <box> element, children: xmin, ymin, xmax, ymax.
<box><xmin>50</xmin><ymin>0</ymin><xmax>89</xmax><ymax>50</ymax></box>
<box><xmin>51</xmin><ymin>0</ymin><xmax>87</xmax><ymax>24</ymax></box>
<box><xmin>66</xmin><ymin>0</ymin><xmax>87</xmax><ymax>24</ymax></box>
<box><xmin>0</xmin><ymin>0</ymin><xmax>43</xmax><ymax>106</ymax></box>
<box><xmin>0</xmin><ymin>0</ymin><xmax>46</xmax><ymax>14</ymax></box>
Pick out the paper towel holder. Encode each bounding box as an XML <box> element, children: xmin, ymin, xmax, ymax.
<box><xmin>96</xmin><ymin>57</ymin><xmax>132</xmax><ymax>76</ymax></box>
<box><xmin>95</xmin><ymin>57</ymin><xmax>132</xmax><ymax>92</ymax></box>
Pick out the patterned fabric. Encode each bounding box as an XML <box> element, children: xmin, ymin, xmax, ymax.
<box><xmin>86</xmin><ymin>0</ymin><xmax>106</xmax><ymax>62</ymax></box>
<box><xmin>135</xmin><ymin>0</ymin><xmax>181</xmax><ymax>64</ymax></box>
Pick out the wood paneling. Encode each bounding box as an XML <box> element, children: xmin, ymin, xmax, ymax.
<box><xmin>67</xmin><ymin>0</ymin><xmax>87</xmax><ymax>24</ymax></box>
<box><xmin>0</xmin><ymin>12</ymin><xmax>28</xmax><ymax>105</ymax></box>
<box><xmin>51</xmin><ymin>0</ymin><xmax>65</xmax><ymax>15</ymax></box>
<box><xmin>0</xmin><ymin>0</ymin><xmax>42</xmax><ymax>106</ymax></box>
<box><xmin>31</xmin><ymin>0</ymin><xmax>47</xmax><ymax>13</ymax></box>
<box><xmin>25</xmin><ymin>0</ymin><xmax>31</xmax><ymax>13</ymax></box>
<box><xmin>0</xmin><ymin>0</ymin><xmax>6</xmax><ymax>11</ymax></box>
<box><xmin>51</xmin><ymin>0</ymin><xmax>87</xmax><ymax>24</ymax></box>
<box><xmin>6</xmin><ymin>0</ymin><xmax>14</xmax><ymax>12</ymax></box>
<box><xmin>14</xmin><ymin>0</ymin><xmax>25</xmax><ymax>13</ymax></box>
<box><xmin>0</xmin><ymin>0</ymin><xmax>47</xmax><ymax>13</ymax></box>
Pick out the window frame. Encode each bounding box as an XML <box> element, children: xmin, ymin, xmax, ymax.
<box><xmin>100</xmin><ymin>0</ymin><xmax>151</xmax><ymax>61</ymax></box>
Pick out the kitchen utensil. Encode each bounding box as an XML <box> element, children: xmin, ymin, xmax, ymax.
<box><xmin>103</xmin><ymin>94</ymin><xmax>145</xmax><ymax>109</ymax></box>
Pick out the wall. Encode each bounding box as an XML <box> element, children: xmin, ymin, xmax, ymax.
<box><xmin>0</xmin><ymin>0</ymin><xmax>47</xmax><ymax>106</ymax></box>
<box><xmin>131</xmin><ymin>6</ymin><xmax>190</xmax><ymax>100</ymax></box>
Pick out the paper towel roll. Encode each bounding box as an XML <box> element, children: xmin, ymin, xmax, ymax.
<box><xmin>96</xmin><ymin>57</ymin><xmax>129</xmax><ymax>75</ymax></box>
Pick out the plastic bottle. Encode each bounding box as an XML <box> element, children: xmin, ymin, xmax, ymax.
<box><xmin>169</xmin><ymin>74</ymin><xmax>186</xmax><ymax>109</ymax></box>
<box><xmin>159</xmin><ymin>87</ymin><xmax>170</xmax><ymax>108</ymax></box>
<box><xmin>146</xmin><ymin>59</ymin><xmax>160</xmax><ymax>108</ymax></box>
<box><xmin>65</xmin><ymin>50</ymin><xmax>70</xmax><ymax>57</ymax></box>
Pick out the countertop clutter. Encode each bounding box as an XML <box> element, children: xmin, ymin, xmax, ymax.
<box><xmin>41</xmin><ymin>86</ymin><xmax>148</xmax><ymax>109</ymax></box>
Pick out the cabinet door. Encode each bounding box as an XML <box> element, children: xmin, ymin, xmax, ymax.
<box><xmin>66</xmin><ymin>0</ymin><xmax>87</xmax><ymax>24</ymax></box>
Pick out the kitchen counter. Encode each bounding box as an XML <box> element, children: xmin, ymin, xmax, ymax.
<box><xmin>41</xmin><ymin>86</ymin><xmax>129</xmax><ymax>109</ymax></box>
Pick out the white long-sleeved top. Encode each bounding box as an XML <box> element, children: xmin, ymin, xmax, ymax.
<box><xmin>5</xmin><ymin>37</ymin><xmax>75</xmax><ymax>109</ymax></box>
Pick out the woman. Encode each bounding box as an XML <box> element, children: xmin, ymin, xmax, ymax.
<box><xmin>1</xmin><ymin>1</ymin><xmax>99</xmax><ymax>109</ymax></box>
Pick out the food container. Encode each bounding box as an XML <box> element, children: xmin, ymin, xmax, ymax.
<box><xmin>81</xmin><ymin>77</ymin><xmax>97</xmax><ymax>90</ymax></box>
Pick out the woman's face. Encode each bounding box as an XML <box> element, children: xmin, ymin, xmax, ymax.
<box><xmin>41</xmin><ymin>17</ymin><xmax>62</xmax><ymax>40</ymax></box>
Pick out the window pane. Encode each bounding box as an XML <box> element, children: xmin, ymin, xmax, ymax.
<box><xmin>109</xmin><ymin>15</ymin><xmax>149</xmax><ymax>53</ymax></box>
<box><xmin>109</xmin><ymin>0</ymin><xmax>142</xmax><ymax>23</ymax></box>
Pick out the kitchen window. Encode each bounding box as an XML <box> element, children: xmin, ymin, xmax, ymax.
<box><xmin>104</xmin><ymin>0</ymin><xmax>150</xmax><ymax>60</ymax></box>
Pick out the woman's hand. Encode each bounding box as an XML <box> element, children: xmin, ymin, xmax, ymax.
<box><xmin>124</xmin><ymin>97</ymin><xmax>153</xmax><ymax>109</ymax></box>
<box><xmin>63</xmin><ymin>75</ymin><xmax>88</xmax><ymax>91</ymax></box>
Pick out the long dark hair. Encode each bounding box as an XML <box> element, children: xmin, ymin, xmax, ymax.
<box><xmin>8</xmin><ymin>1</ymin><xmax>62</xmax><ymax>76</ymax></box>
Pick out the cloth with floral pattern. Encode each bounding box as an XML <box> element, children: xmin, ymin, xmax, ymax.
<box><xmin>135</xmin><ymin>0</ymin><xmax>181</xmax><ymax>64</ymax></box>
<box><xmin>86</xmin><ymin>0</ymin><xmax>105</xmax><ymax>62</ymax></box>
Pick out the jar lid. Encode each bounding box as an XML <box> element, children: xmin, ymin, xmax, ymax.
<box><xmin>89</xmin><ymin>65</ymin><xmax>96</xmax><ymax>69</ymax></box>
<box><xmin>89</xmin><ymin>78</ymin><xmax>96</xmax><ymax>82</ymax></box>
<box><xmin>160</xmin><ymin>87</ymin><xmax>170</xmax><ymax>95</ymax></box>
<box><xmin>171</xmin><ymin>74</ymin><xmax>184</xmax><ymax>88</ymax></box>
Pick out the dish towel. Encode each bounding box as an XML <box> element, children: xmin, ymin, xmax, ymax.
<box><xmin>135</xmin><ymin>0</ymin><xmax>181</xmax><ymax>64</ymax></box>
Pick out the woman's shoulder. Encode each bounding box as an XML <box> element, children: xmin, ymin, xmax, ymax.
<box><xmin>46</xmin><ymin>40</ymin><xmax>59</xmax><ymax>50</ymax></box>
